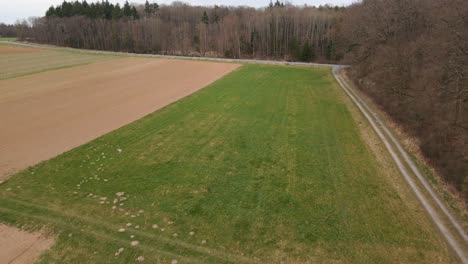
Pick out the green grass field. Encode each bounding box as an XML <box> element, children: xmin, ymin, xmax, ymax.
<box><xmin>0</xmin><ymin>37</ymin><xmax>16</xmax><ymax>41</ymax></box>
<box><xmin>0</xmin><ymin>64</ymin><xmax>453</xmax><ymax>263</ymax></box>
<box><xmin>0</xmin><ymin>48</ymin><xmax>115</xmax><ymax>80</ymax></box>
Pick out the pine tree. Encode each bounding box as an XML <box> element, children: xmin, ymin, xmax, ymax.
<box><xmin>131</xmin><ymin>6</ymin><xmax>139</xmax><ymax>19</ymax></box>
<box><xmin>112</xmin><ymin>3</ymin><xmax>122</xmax><ymax>20</ymax></box>
<box><xmin>300</xmin><ymin>42</ymin><xmax>315</xmax><ymax>62</ymax></box>
<box><xmin>61</xmin><ymin>1</ymin><xmax>73</xmax><ymax>17</ymax></box>
<box><xmin>145</xmin><ymin>1</ymin><xmax>159</xmax><ymax>16</ymax></box>
<box><xmin>152</xmin><ymin>3</ymin><xmax>159</xmax><ymax>12</ymax></box>
<box><xmin>82</xmin><ymin>0</ymin><xmax>89</xmax><ymax>16</ymax></box>
<box><xmin>103</xmin><ymin>1</ymin><xmax>113</xmax><ymax>20</ymax></box>
<box><xmin>144</xmin><ymin>0</ymin><xmax>152</xmax><ymax>16</ymax></box>
<box><xmin>201</xmin><ymin>11</ymin><xmax>209</xmax><ymax>25</ymax></box>
<box><xmin>46</xmin><ymin>6</ymin><xmax>56</xmax><ymax>17</ymax></box>
<box><xmin>123</xmin><ymin>1</ymin><xmax>132</xmax><ymax>17</ymax></box>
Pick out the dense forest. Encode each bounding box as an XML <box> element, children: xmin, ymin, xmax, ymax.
<box><xmin>45</xmin><ymin>0</ymin><xmax>142</xmax><ymax>19</ymax></box>
<box><xmin>340</xmin><ymin>0</ymin><xmax>467</xmax><ymax>200</ymax></box>
<box><xmin>1</xmin><ymin>0</ymin><xmax>467</xmax><ymax>200</ymax></box>
<box><xmin>14</xmin><ymin>1</ymin><xmax>343</xmax><ymax>62</ymax></box>
<box><xmin>0</xmin><ymin>23</ymin><xmax>16</xmax><ymax>37</ymax></box>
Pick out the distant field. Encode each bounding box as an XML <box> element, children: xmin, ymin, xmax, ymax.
<box><xmin>0</xmin><ymin>37</ymin><xmax>16</xmax><ymax>41</ymax></box>
<box><xmin>0</xmin><ymin>64</ymin><xmax>453</xmax><ymax>263</ymax></box>
<box><xmin>0</xmin><ymin>45</ymin><xmax>115</xmax><ymax>80</ymax></box>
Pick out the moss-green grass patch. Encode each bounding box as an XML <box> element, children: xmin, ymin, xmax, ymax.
<box><xmin>0</xmin><ymin>47</ymin><xmax>116</xmax><ymax>80</ymax></box>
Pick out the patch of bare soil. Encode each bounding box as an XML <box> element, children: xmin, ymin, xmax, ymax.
<box><xmin>0</xmin><ymin>57</ymin><xmax>240</xmax><ymax>179</ymax></box>
<box><xmin>0</xmin><ymin>224</ymin><xmax>54</xmax><ymax>264</ymax></box>
<box><xmin>0</xmin><ymin>46</ymin><xmax>40</xmax><ymax>54</ymax></box>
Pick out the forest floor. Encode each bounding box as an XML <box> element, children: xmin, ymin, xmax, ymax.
<box><xmin>0</xmin><ymin>46</ymin><xmax>455</xmax><ymax>262</ymax></box>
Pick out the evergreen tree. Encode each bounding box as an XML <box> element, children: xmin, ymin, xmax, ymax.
<box><xmin>112</xmin><ymin>3</ymin><xmax>122</xmax><ymax>20</ymax></box>
<box><xmin>88</xmin><ymin>2</ymin><xmax>97</xmax><ymax>18</ymax></box>
<box><xmin>152</xmin><ymin>3</ymin><xmax>159</xmax><ymax>12</ymax></box>
<box><xmin>145</xmin><ymin>0</ymin><xmax>152</xmax><ymax>15</ymax></box>
<box><xmin>71</xmin><ymin>1</ymin><xmax>82</xmax><ymax>16</ymax></box>
<box><xmin>123</xmin><ymin>1</ymin><xmax>132</xmax><ymax>17</ymax></box>
<box><xmin>201</xmin><ymin>11</ymin><xmax>209</xmax><ymax>24</ymax></box>
<box><xmin>82</xmin><ymin>0</ymin><xmax>89</xmax><ymax>16</ymax></box>
<box><xmin>103</xmin><ymin>1</ymin><xmax>113</xmax><ymax>20</ymax></box>
<box><xmin>145</xmin><ymin>1</ymin><xmax>159</xmax><ymax>16</ymax></box>
<box><xmin>44</xmin><ymin>0</ymin><xmax>141</xmax><ymax>20</ymax></box>
<box><xmin>299</xmin><ymin>42</ymin><xmax>315</xmax><ymax>62</ymax></box>
<box><xmin>55</xmin><ymin>6</ymin><xmax>63</xmax><ymax>17</ymax></box>
<box><xmin>46</xmin><ymin>6</ymin><xmax>56</xmax><ymax>17</ymax></box>
<box><xmin>289</xmin><ymin>38</ymin><xmax>300</xmax><ymax>60</ymax></box>
<box><xmin>61</xmin><ymin>1</ymin><xmax>73</xmax><ymax>17</ymax></box>
<box><xmin>131</xmin><ymin>6</ymin><xmax>139</xmax><ymax>19</ymax></box>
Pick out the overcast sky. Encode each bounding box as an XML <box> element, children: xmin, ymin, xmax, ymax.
<box><xmin>0</xmin><ymin>0</ymin><xmax>357</xmax><ymax>24</ymax></box>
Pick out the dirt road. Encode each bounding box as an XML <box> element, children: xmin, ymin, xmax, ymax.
<box><xmin>333</xmin><ymin>67</ymin><xmax>468</xmax><ymax>263</ymax></box>
<box><xmin>0</xmin><ymin>57</ymin><xmax>239</xmax><ymax>179</ymax></box>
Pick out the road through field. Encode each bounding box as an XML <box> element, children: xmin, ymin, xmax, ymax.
<box><xmin>0</xmin><ymin>57</ymin><xmax>239</xmax><ymax>179</ymax></box>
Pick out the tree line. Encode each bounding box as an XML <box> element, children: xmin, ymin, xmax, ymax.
<box><xmin>15</xmin><ymin>1</ymin><xmax>343</xmax><ymax>62</ymax></box>
<box><xmin>3</xmin><ymin>0</ymin><xmax>467</xmax><ymax>200</ymax></box>
<box><xmin>45</xmin><ymin>0</ymin><xmax>140</xmax><ymax>20</ymax></box>
<box><xmin>0</xmin><ymin>23</ymin><xmax>16</xmax><ymax>37</ymax></box>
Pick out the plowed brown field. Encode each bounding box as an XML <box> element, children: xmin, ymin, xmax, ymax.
<box><xmin>0</xmin><ymin>45</ymin><xmax>40</xmax><ymax>54</ymax></box>
<box><xmin>0</xmin><ymin>224</ymin><xmax>54</xmax><ymax>264</ymax></box>
<box><xmin>0</xmin><ymin>57</ymin><xmax>240</xmax><ymax>179</ymax></box>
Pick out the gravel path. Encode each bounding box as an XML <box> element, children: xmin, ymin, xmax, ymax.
<box><xmin>333</xmin><ymin>66</ymin><xmax>467</xmax><ymax>263</ymax></box>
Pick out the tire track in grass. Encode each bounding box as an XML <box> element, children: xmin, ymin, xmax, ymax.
<box><xmin>0</xmin><ymin>206</ymin><xmax>202</xmax><ymax>263</ymax></box>
<box><xmin>0</xmin><ymin>197</ymin><xmax>259</xmax><ymax>263</ymax></box>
